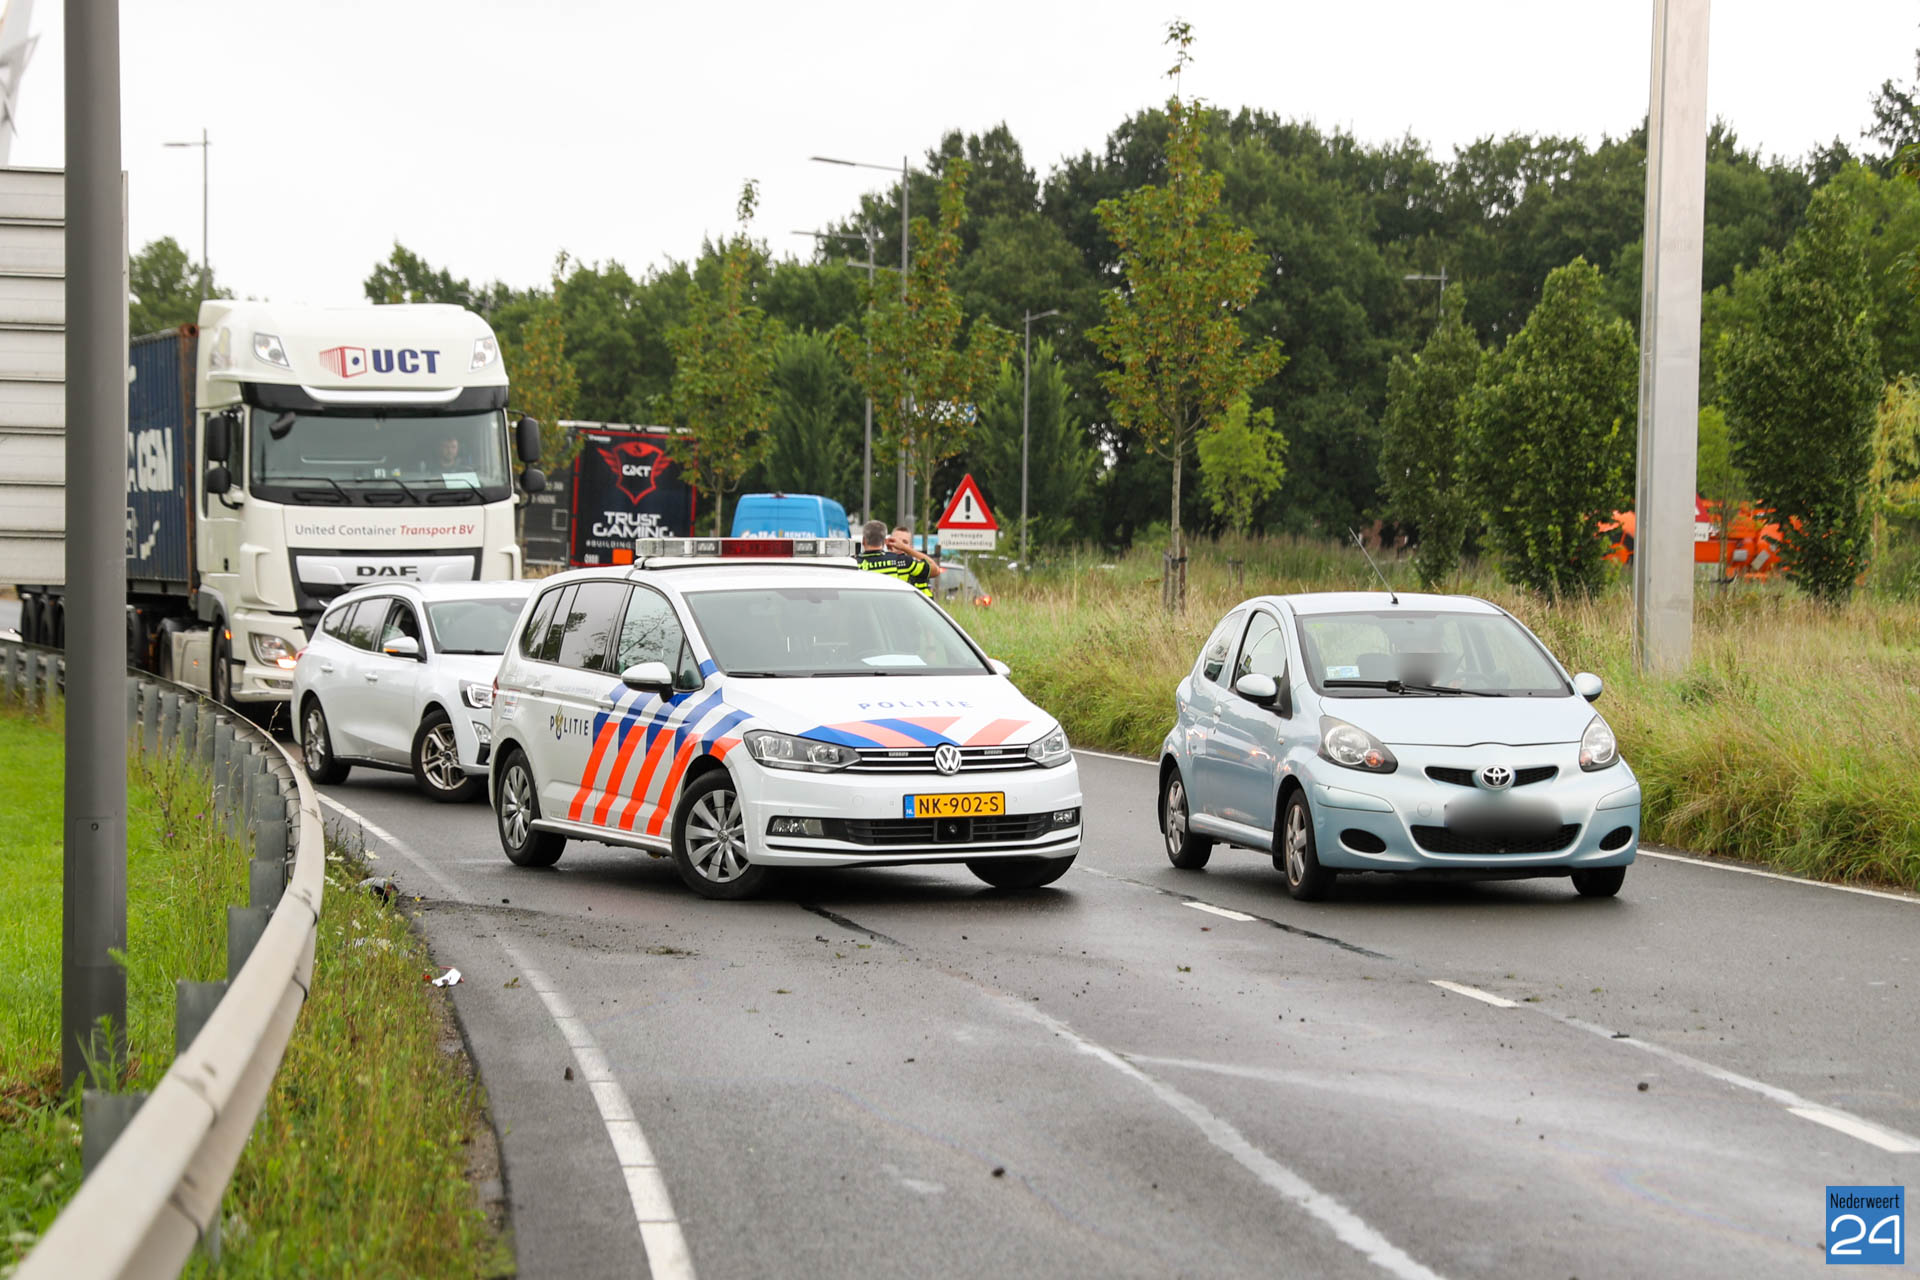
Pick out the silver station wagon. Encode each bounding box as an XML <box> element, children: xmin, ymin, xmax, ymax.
<box><xmin>1159</xmin><ymin>591</ymin><xmax>1640</xmax><ymax>900</ymax></box>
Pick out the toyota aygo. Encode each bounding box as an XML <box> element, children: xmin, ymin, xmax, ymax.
<box><xmin>487</xmin><ymin>538</ymin><xmax>1082</xmax><ymax>899</ymax></box>
<box><xmin>1159</xmin><ymin>591</ymin><xmax>1640</xmax><ymax>900</ymax></box>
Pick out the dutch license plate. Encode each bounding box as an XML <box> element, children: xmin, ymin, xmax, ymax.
<box><xmin>906</xmin><ymin>791</ymin><xmax>1006</xmax><ymax>819</ymax></box>
<box><xmin>1445</xmin><ymin>797</ymin><xmax>1558</xmax><ymax>839</ymax></box>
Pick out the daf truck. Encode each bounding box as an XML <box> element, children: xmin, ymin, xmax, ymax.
<box><xmin>13</xmin><ymin>300</ymin><xmax>545</xmax><ymax>715</ymax></box>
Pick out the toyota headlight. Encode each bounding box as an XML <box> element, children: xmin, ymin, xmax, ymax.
<box><xmin>461</xmin><ymin>681</ymin><xmax>494</xmax><ymax>709</ymax></box>
<box><xmin>1579</xmin><ymin>715</ymin><xmax>1618</xmax><ymax>771</ymax></box>
<box><xmin>1026</xmin><ymin>726</ymin><xmax>1071</xmax><ymax>767</ymax></box>
<box><xmin>744</xmin><ymin>730</ymin><xmax>856</xmax><ymax>772</ymax></box>
<box><xmin>1318</xmin><ymin>715</ymin><xmax>1398</xmax><ymax>773</ymax></box>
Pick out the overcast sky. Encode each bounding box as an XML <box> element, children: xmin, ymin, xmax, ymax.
<box><xmin>7</xmin><ymin>1</ymin><xmax>1916</xmax><ymax>306</ymax></box>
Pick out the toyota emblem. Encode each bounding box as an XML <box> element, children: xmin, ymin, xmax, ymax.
<box><xmin>933</xmin><ymin>744</ymin><xmax>964</xmax><ymax>776</ymax></box>
<box><xmin>1479</xmin><ymin>764</ymin><xmax>1513</xmax><ymax>790</ymax></box>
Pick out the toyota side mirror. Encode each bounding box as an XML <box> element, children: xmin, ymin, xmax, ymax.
<box><xmin>519</xmin><ymin>465</ymin><xmax>547</xmax><ymax>495</ymax></box>
<box><xmin>383</xmin><ymin>636</ymin><xmax>422</xmax><ymax>660</ymax></box>
<box><xmin>205</xmin><ymin>409</ymin><xmax>233</xmax><ymax>463</ymax></box>
<box><xmin>1234</xmin><ymin>673</ymin><xmax>1278</xmax><ymax>706</ymax></box>
<box><xmin>205</xmin><ymin>464</ymin><xmax>231</xmax><ymax>495</ymax></box>
<box><xmin>515</xmin><ymin>414</ymin><xmax>541</xmax><ymax>464</ymax></box>
<box><xmin>1572</xmin><ymin>672</ymin><xmax>1603</xmax><ymax>703</ymax></box>
<box><xmin>621</xmin><ymin>661</ymin><xmax>673</xmax><ymax>693</ymax></box>
<box><xmin>989</xmin><ymin>658</ymin><xmax>1011</xmax><ymax>677</ymax></box>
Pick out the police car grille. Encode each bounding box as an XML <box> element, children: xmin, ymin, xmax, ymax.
<box><xmin>833</xmin><ymin>815</ymin><xmax>1053</xmax><ymax>845</ymax></box>
<box><xmin>847</xmin><ymin>746</ymin><xmax>1039</xmax><ymax>774</ymax></box>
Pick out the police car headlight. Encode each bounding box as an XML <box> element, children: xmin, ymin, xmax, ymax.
<box><xmin>744</xmin><ymin>730</ymin><xmax>856</xmax><ymax>772</ymax></box>
<box><xmin>1026</xmin><ymin>727</ymin><xmax>1071</xmax><ymax>767</ymax></box>
<box><xmin>461</xmin><ymin>681</ymin><xmax>494</xmax><ymax>709</ymax></box>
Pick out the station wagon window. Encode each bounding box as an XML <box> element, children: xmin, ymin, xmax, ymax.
<box><xmin>1198</xmin><ymin>610</ymin><xmax>1246</xmax><ymax>686</ymax></box>
<box><xmin>614</xmin><ymin>586</ymin><xmax>699</xmax><ymax>687</ymax></box>
<box><xmin>553</xmin><ymin>581</ymin><xmax>628</xmax><ymax>672</ymax></box>
<box><xmin>1235</xmin><ymin>611</ymin><xmax>1288</xmax><ymax>682</ymax></box>
<box><xmin>321</xmin><ymin>604</ymin><xmax>352</xmax><ymax>641</ymax></box>
<box><xmin>342</xmin><ymin>598</ymin><xmax>389</xmax><ymax>651</ymax></box>
<box><xmin>378</xmin><ymin>601</ymin><xmax>423</xmax><ymax>652</ymax></box>
<box><xmin>519</xmin><ymin>587</ymin><xmax>562</xmax><ymax>659</ymax></box>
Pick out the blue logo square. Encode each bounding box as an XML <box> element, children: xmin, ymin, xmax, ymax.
<box><xmin>1827</xmin><ymin>1185</ymin><xmax>1904</xmax><ymax>1265</ymax></box>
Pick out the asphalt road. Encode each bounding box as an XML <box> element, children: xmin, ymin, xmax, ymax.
<box><xmin>316</xmin><ymin>751</ymin><xmax>1919</xmax><ymax>1280</ymax></box>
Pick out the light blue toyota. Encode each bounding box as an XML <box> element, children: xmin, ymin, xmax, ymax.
<box><xmin>1158</xmin><ymin>591</ymin><xmax>1640</xmax><ymax>900</ymax></box>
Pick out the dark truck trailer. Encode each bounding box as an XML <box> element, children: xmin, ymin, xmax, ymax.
<box><xmin>564</xmin><ymin>424</ymin><xmax>697</xmax><ymax>566</ymax></box>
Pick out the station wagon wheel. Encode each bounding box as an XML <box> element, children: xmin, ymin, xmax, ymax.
<box><xmin>413</xmin><ymin>708</ymin><xmax>484</xmax><ymax>803</ymax></box>
<box><xmin>671</xmin><ymin>771</ymin><xmax>769</xmax><ymax>900</ymax></box>
<box><xmin>1161</xmin><ymin>766</ymin><xmax>1213</xmax><ymax>869</ymax></box>
<box><xmin>496</xmin><ymin>749</ymin><xmax>564</xmax><ymax>867</ymax></box>
<box><xmin>1278</xmin><ymin>790</ymin><xmax>1335</xmax><ymax>901</ymax></box>
<box><xmin>300</xmin><ymin>697</ymin><xmax>350</xmax><ymax>785</ymax></box>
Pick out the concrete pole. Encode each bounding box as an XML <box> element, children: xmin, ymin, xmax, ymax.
<box><xmin>1634</xmin><ymin>0</ymin><xmax>1710</xmax><ymax>673</ymax></box>
<box><xmin>898</xmin><ymin>158</ymin><xmax>912</xmax><ymax>531</ymax></box>
<box><xmin>62</xmin><ymin>0</ymin><xmax>128</xmax><ymax>1090</ymax></box>
<box><xmin>862</xmin><ymin>231</ymin><xmax>873</xmax><ymax>523</ymax></box>
<box><xmin>1021</xmin><ymin>316</ymin><xmax>1031</xmax><ymax>571</ymax></box>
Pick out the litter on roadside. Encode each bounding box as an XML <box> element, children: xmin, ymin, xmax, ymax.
<box><xmin>426</xmin><ymin>967</ymin><xmax>462</xmax><ymax>987</ymax></box>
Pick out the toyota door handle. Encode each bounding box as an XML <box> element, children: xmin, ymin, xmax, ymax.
<box><xmin>363</xmin><ymin>673</ymin><xmax>380</xmax><ymax>683</ymax></box>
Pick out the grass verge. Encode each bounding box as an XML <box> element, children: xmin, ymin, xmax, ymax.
<box><xmin>0</xmin><ymin>703</ymin><xmax>510</xmax><ymax>1277</ymax></box>
<box><xmin>953</xmin><ymin>535</ymin><xmax>1920</xmax><ymax>893</ymax></box>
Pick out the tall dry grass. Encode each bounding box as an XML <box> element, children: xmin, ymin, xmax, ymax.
<box><xmin>955</xmin><ymin>536</ymin><xmax>1920</xmax><ymax>891</ymax></box>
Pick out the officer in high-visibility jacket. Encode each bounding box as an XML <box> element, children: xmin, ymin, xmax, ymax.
<box><xmin>855</xmin><ymin>519</ymin><xmax>934</xmax><ymax>597</ymax></box>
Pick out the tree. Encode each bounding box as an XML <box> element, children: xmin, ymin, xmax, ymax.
<box><xmin>501</xmin><ymin>299</ymin><xmax>580</xmax><ymax>473</ymax></box>
<box><xmin>1087</xmin><ymin>22</ymin><xmax>1284</xmax><ymax>608</ymax></box>
<box><xmin>1196</xmin><ymin>394</ymin><xmax>1285</xmax><ymax>536</ymax></box>
<box><xmin>1695</xmin><ymin>404</ymin><xmax>1746</xmax><ymax>581</ymax></box>
<box><xmin>760</xmin><ymin>330</ymin><xmax>866</xmax><ymax>507</ymax></box>
<box><xmin>1461</xmin><ymin>258</ymin><xmax>1637</xmax><ymax>598</ymax></box>
<box><xmin>665</xmin><ymin>182</ymin><xmax>782</xmax><ymax>535</ymax></box>
<box><xmin>129</xmin><ymin>237</ymin><xmax>228</xmax><ymax>335</ymax></box>
<box><xmin>971</xmin><ymin>338</ymin><xmax>1098</xmax><ymax>548</ymax></box>
<box><xmin>836</xmin><ymin>159</ymin><xmax>1012</xmax><ymax>541</ymax></box>
<box><xmin>1721</xmin><ymin>184</ymin><xmax>1882</xmax><ymax>603</ymax></box>
<box><xmin>1379</xmin><ymin>285</ymin><xmax>1482</xmax><ymax>588</ymax></box>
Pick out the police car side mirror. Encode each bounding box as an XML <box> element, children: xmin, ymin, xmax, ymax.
<box><xmin>515</xmin><ymin>414</ymin><xmax>542</xmax><ymax>464</ymax></box>
<box><xmin>621</xmin><ymin>661</ymin><xmax>673</xmax><ymax>693</ymax></box>
<box><xmin>519</xmin><ymin>465</ymin><xmax>547</xmax><ymax>495</ymax></box>
<box><xmin>989</xmin><ymin>658</ymin><xmax>1011</xmax><ymax>677</ymax></box>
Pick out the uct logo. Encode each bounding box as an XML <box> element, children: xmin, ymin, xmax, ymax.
<box><xmin>319</xmin><ymin>346</ymin><xmax>443</xmax><ymax>378</ymax></box>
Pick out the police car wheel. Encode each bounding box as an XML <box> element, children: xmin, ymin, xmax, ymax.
<box><xmin>300</xmin><ymin>698</ymin><xmax>350</xmax><ymax>785</ymax></box>
<box><xmin>496</xmin><ymin>750</ymin><xmax>565</xmax><ymax>868</ymax></box>
<box><xmin>966</xmin><ymin>855</ymin><xmax>1075</xmax><ymax>890</ymax></box>
<box><xmin>671</xmin><ymin>771</ymin><xmax>768</xmax><ymax>900</ymax></box>
<box><xmin>413</xmin><ymin>710</ymin><xmax>483</xmax><ymax>803</ymax></box>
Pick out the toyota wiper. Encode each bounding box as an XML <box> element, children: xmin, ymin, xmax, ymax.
<box><xmin>1322</xmin><ymin>678</ymin><xmax>1501</xmax><ymax>696</ymax></box>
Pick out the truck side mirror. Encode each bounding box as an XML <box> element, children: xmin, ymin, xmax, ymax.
<box><xmin>515</xmin><ymin>414</ymin><xmax>541</xmax><ymax>464</ymax></box>
<box><xmin>205</xmin><ymin>464</ymin><xmax>231</xmax><ymax>495</ymax></box>
<box><xmin>205</xmin><ymin>409</ymin><xmax>232</xmax><ymax>463</ymax></box>
<box><xmin>519</xmin><ymin>466</ymin><xmax>547</xmax><ymax>495</ymax></box>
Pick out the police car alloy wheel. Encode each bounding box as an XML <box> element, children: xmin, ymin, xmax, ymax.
<box><xmin>497</xmin><ymin>750</ymin><xmax>565</xmax><ymax>868</ymax></box>
<box><xmin>671</xmin><ymin>771</ymin><xmax>770</xmax><ymax>899</ymax></box>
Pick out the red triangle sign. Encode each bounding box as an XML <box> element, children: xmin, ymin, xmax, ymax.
<box><xmin>937</xmin><ymin>474</ymin><xmax>998</xmax><ymax>530</ymax></box>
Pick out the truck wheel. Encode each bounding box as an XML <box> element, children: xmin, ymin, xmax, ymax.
<box><xmin>301</xmin><ymin>698</ymin><xmax>350</xmax><ymax>785</ymax></box>
<box><xmin>20</xmin><ymin>594</ymin><xmax>41</xmax><ymax>645</ymax></box>
<box><xmin>211</xmin><ymin>625</ymin><xmax>233</xmax><ymax>706</ymax></box>
<box><xmin>412</xmin><ymin>709</ymin><xmax>483</xmax><ymax>803</ymax></box>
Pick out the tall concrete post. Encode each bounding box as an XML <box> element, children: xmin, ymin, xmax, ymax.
<box><xmin>1634</xmin><ymin>0</ymin><xmax>1710</xmax><ymax>673</ymax></box>
<box><xmin>62</xmin><ymin>0</ymin><xmax>128</xmax><ymax>1090</ymax></box>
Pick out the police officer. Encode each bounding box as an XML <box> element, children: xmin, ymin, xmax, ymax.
<box><xmin>855</xmin><ymin>519</ymin><xmax>933</xmax><ymax>596</ymax></box>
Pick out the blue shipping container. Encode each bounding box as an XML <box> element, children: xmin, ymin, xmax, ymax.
<box><xmin>126</xmin><ymin>327</ymin><xmax>195</xmax><ymax>589</ymax></box>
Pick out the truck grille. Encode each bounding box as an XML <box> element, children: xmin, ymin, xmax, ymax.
<box><xmin>846</xmin><ymin>745</ymin><xmax>1038</xmax><ymax>775</ymax></box>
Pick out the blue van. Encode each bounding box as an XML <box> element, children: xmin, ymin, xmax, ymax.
<box><xmin>730</xmin><ymin>493</ymin><xmax>853</xmax><ymax>539</ymax></box>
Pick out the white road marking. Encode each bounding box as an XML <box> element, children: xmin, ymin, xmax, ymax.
<box><xmin>318</xmin><ymin>792</ymin><xmax>468</xmax><ymax>901</ymax></box>
<box><xmin>1186</xmin><ymin>901</ymin><xmax>1257</xmax><ymax>922</ymax></box>
<box><xmin>1636</xmin><ymin>848</ymin><xmax>1919</xmax><ymax>905</ymax></box>
<box><xmin>505</xmin><ymin>943</ymin><xmax>696</xmax><ymax>1280</ymax></box>
<box><xmin>997</xmin><ymin>995</ymin><xmax>1447</xmax><ymax>1280</ymax></box>
<box><xmin>1428</xmin><ymin>980</ymin><xmax>1519</xmax><ymax>1008</ymax></box>
<box><xmin>1786</xmin><ymin>1107</ymin><xmax>1920</xmax><ymax>1154</ymax></box>
<box><xmin>1072</xmin><ymin>747</ymin><xmax>1156</xmax><ymax>766</ymax></box>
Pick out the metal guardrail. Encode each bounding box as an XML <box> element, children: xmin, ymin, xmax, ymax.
<box><xmin>2</xmin><ymin>639</ymin><xmax>327</xmax><ymax>1279</ymax></box>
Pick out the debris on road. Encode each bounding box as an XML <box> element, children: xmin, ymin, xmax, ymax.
<box><xmin>504</xmin><ymin>976</ymin><xmax>520</xmax><ymax>989</ymax></box>
<box><xmin>1638</xmin><ymin>1081</ymin><xmax>1650</xmax><ymax>1092</ymax></box>
<box><xmin>427</xmin><ymin>967</ymin><xmax>462</xmax><ymax>987</ymax></box>
<box><xmin>564</xmin><ymin>1066</ymin><xmax>574</xmax><ymax>1081</ymax></box>
<box><xmin>357</xmin><ymin>875</ymin><xmax>398</xmax><ymax>904</ymax></box>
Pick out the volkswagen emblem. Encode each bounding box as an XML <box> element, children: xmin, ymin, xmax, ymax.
<box><xmin>1479</xmin><ymin>764</ymin><xmax>1513</xmax><ymax>790</ymax></box>
<box><xmin>933</xmin><ymin>744</ymin><xmax>964</xmax><ymax>776</ymax></box>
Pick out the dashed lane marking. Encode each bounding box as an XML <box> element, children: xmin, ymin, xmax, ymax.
<box><xmin>1185</xmin><ymin>901</ymin><xmax>1258</xmax><ymax>922</ymax></box>
<box><xmin>1428</xmin><ymin>980</ymin><xmax>1520</xmax><ymax>1008</ymax></box>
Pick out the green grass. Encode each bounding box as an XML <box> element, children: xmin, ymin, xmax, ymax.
<box><xmin>0</xmin><ymin>705</ymin><xmax>509</xmax><ymax>1277</ymax></box>
<box><xmin>954</xmin><ymin>535</ymin><xmax>1920</xmax><ymax>893</ymax></box>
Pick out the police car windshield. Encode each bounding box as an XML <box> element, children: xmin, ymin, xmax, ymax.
<box><xmin>426</xmin><ymin>597</ymin><xmax>529</xmax><ymax>655</ymax></box>
<box><xmin>682</xmin><ymin>586</ymin><xmax>988</xmax><ymax>677</ymax></box>
<box><xmin>249</xmin><ymin>408</ymin><xmax>510</xmax><ymax>506</ymax></box>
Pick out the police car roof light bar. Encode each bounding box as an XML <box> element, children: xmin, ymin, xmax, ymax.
<box><xmin>633</xmin><ymin>536</ymin><xmax>857</xmax><ymax>563</ymax></box>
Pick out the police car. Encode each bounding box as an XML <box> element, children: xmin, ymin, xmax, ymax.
<box><xmin>486</xmin><ymin>537</ymin><xmax>1082</xmax><ymax>899</ymax></box>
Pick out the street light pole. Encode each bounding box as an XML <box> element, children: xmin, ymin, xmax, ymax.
<box><xmin>1021</xmin><ymin>308</ymin><xmax>1059</xmax><ymax>571</ymax></box>
<box><xmin>1402</xmin><ymin>267</ymin><xmax>1447</xmax><ymax>321</ymax></box>
<box><xmin>163</xmin><ymin>127</ymin><xmax>209</xmax><ymax>298</ymax></box>
<box><xmin>794</xmin><ymin>226</ymin><xmax>878</xmax><ymax>522</ymax></box>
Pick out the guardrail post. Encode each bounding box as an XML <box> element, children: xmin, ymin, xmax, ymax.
<box><xmin>196</xmin><ymin>703</ymin><xmax>216</xmax><ymax>764</ymax></box>
<box><xmin>141</xmin><ymin>685</ymin><xmax>161</xmax><ymax>754</ymax></box>
<box><xmin>226</xmin><ymin>906</ymin><xmax>270</xmax><ymax>980</ymax></box>
<box><xmin>124</xmin><ymin>675</ymin><xmax>138</xmax><ymax>730</ymax></box>
<box><xmin>251</xmin><ymin>789</ymin><xmax>289</xmax><ymax>883</ymax></box>
<box><xmin>173</xmin><ymin>979</ymin><xmax>228</xmax><ymax>1055</ymax></box>
<box><xmin>80</xmin><ymin>1090</ymin><xmax>148</xmax><ymax>1177</ymax></box>
<box><xmin>2</xmin><ymin>647</ymin><xmax>15</xmax><ymax>700</ymax></box>
<box><xmin>178</xmin><ymin>696</ymin><xmax>198</xmax><ymax>758</ymax></box>
<box><xmin>158</xmin><ymin>691</ymin><xmax>180</xmax><ymax>750</ymax></box>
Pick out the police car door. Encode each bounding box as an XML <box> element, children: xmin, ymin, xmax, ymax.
<box><xmin>595</xmin><ymin>584</ymin><xmax>708</xmax><ymax>840</ymax></box>
<box><xmin>534</xmin><ymin>580</ymin><xmax>631</xmax><ymax>823</ymax></box>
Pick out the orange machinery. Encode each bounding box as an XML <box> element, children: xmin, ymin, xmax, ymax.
<box><xmin>1598</xmin><ymin>497</ymin><xmax>1782</xmax><ymax>579</ymax></box>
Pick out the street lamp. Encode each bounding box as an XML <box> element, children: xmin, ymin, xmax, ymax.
<box><xmin>812</xmin><ymin>153</ymin><xmax>916</xmax><ymax>525</ymax></box>
<box><xmin>1021</xmin><ymin>308</ymin><xmax>1060</xmax><ymax>571</ymax></box>
<box><xmin>163</xmin><ymin>128</ymin><xmax>210</xmax><ymax>299</ymax></box>
<box><xmin>794</xmin><ymin>226</ymin><xmax>878</xmax><ymax>522</ymax></box>
<box><xmin>1402</xmin><ymin>267</ymin><xmax>1447</xmax><ymax>321</ymax></box>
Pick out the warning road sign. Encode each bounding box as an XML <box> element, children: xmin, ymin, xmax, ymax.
<box><xmin>937</xmin><ymin>474</ymin><xmax>998</xmax><ymax>551</ymax></box>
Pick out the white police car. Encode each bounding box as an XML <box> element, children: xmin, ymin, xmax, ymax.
<box><xmin>486</xmin><ymin>537</ymin><xmax>1082</xmax><ymax>899</ymax></box>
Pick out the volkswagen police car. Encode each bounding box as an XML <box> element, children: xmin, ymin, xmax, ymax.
<box><xmin>486</xmin><ymin>537</ymin><xmax>1082</xmax><ymax>899</ymax></box>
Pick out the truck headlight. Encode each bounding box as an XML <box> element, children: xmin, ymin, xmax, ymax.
<box><xmin>250</xmin><ymin>633</ymin><xmax>298</xmax><ymax>669</ymax></box>
<box><xmin>744</xmin><ymin>730</ymin><xmax>856</xmax><ymax>772</ymax></box>
<box><xmin>253</xmin><ymin>332</ymin><xmax>291</xmax><ymax>369</ymax></box>
<box><xmin>461</xmin><ymin>681</ymin><xmax>494</xmax><ymax>709</ymax></box>
<box><xmin>471</xmin><ymin>336</ymin><xmax>499</xmax><ymax>371</ymax></box>
<box><xmin>1026</xmin><ymin>726</ymin><xmax>1071</xmax><ymax>767</ymax></box>
<box><xmin>1579</xmin><ymin>716</ymin><xmax>1619</xmax><ymax>771</ymax></box>
<box><xmin>1319</xmin><ymin>716</ymin><xmax>1398</xmax><ymax>773</ymax></box>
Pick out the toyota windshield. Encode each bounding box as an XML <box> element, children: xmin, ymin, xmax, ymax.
<box><xmin>1296</xmin><ymin>609</ymin><xmax>1571</xmax><ymax>698</ymax></box>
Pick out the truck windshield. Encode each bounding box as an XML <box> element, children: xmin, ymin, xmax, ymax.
<box><xmin>249</xmin><ymin>408</ymin><xmax>510</xmax><ymax>506</ymax></box>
